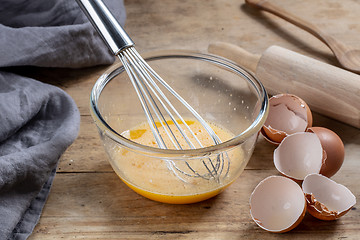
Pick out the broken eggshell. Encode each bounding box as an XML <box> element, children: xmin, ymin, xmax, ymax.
<box><xmin>307</xmin><ymin>127</ymin><xmax>345</xmax><ymax>178</ymax></box>
<box><xmin>302</xmin><ymin>173</ymin><xmax>356</xmax><ymax>220</ymax></box>
<box><xmin>274</xmin><ymin>132</ymin><xmax>324</xmax><ymax>181</ymax></box>
<box><xmin>261</xmin><ymin>94</ymin><xmax>313</xmax><ymax>144</ymax></box>
<box><xmin>250</xmin><ymin>176</ymin><xmax>306</xmax><ymax>233</ymax></box>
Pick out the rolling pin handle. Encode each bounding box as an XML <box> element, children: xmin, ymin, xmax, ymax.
<box><xmin>208</xmin><ymin>42</ymin><xmax>261</xmax><ymax>73</ymax></box>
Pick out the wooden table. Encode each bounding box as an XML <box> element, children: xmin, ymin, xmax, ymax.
<box><xmin>29</xmin><ymin>0</ymin><xmax>360</xmax><ymax>239</ymax></box>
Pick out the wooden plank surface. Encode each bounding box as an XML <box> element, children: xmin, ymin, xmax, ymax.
<box><xmin>29</xmin><ymin>0</ymin><xmax>360</xmax><ymax>239</ymax></box>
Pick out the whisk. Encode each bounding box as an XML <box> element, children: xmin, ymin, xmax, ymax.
<box><xmin>77</xmin><ymin>0</ymin><xmax>229</xmax><ymax>182</ymax></box>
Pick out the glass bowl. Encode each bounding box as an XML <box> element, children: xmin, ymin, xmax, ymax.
<box><xmin>90</xmin><ymin>50</ymin><xmax>268</xmax><ymax>204</ymax></box>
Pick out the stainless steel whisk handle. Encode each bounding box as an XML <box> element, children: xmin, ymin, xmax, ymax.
<box><xmin>76</xmin><ymin>0</ymin><xmax>134</xmax><ymax>55</ymax></box>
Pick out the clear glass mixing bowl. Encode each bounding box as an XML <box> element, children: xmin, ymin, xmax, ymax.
<box><xmin>90</xmin><ymin>50</ymin><xmax>268</xmax><ymax>204</ymax></box>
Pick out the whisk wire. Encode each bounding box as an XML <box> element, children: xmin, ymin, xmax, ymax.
<box><xmin>119</xmin><ymin>47</ymin><xmax>230</xmax><ymax>182</ymax></box>
<box><xmin>137</xmin><ymin>50</ymin><xmax>222</xmax><ymax>146</ymax></box>
<box><xmin>124</xmin><ymin>48</ymin><xmax>200</xmax><ymax>150</ymax></box>
<box><xmin>119</xmin><ymin>50</ymin><xmax>193</xmax><ymax>182</ymax></box>
<box><xmin>121</xmin><ymin>49</ymin><xmax>207</xmax><ymax>178</ymax></box>
<box><xmin>122</xmin><ymin>49</ymin><xmax>190</xmax><ymax>149</ymax></box>
<box><xmin>119</xmin><ymin>51</ymin><xmax>166</xmax><ymax>148</ymax></box>
<box><xmin>130</xmin><ymin>49</ymin><xmax>201</xmax><ymax>149</ymax></box>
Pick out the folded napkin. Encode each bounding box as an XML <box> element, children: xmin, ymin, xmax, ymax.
<box><xmin>0</xmin><ymin>0</ymin><xmax>126</xmax><ymax>239</ymax></box>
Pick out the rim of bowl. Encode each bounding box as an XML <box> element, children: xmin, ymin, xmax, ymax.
<box><xmin>90</xmin><ymin>49</ymin><xmax>269</xmax><ymax>159</ymax></box>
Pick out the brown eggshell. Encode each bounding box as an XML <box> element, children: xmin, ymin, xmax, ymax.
<box><xmin>302</xmin><ymin>173</ymin><xmax>356</xmax><ymax>220</ymax></box>
<box><xmin>261</xmin><ymin>126</ymin><xmax>287</xmax><ymax>144</ymax></box>
<box><xmin>261</xmin><ymin>94</ymin><xmax>313</xmax><ymax>144</ymax></box>
<box><xmin>273</xmin><ymin>132</ymin><xmax>323</xmax><ymax>181</ymax></box>
<box><xmin>250</xmin><ymin>176</ymin><xmax>306</xmax><ymax>233</ymax></box>
<box><xmin>307</xmin><ymin>127</ymin><xmax>345</xmax><ymax>177</ymax></box>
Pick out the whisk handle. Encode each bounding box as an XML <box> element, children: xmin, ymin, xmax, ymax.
<box><xmin>76</xmin><ymin>0</ymin><xmax>134</xmax><ymax>55</ymax></box>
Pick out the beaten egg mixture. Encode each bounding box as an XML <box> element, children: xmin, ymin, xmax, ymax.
<box><xmin>108</xmin><ymin>120</ymin><xmax>245</xmax><ymax>204</ymax></box>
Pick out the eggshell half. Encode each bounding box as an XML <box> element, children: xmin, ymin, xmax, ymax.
<box><xmin>307</xmin><ymin>127</ymin><xmax>345</xmax><ymax>177</ymax></box>
<box><xmin>250</xmin><ymin>176</ymin><xmax>306</xmax><ymax>233</ymax></box>
<box><xmin>274</xmin><ymin>132</ymin><xmax>323</xmax><ymax>181</ymax></box>
<box><xmin>302</xmin><ymin>173</ymin><xmax>356</xmax><ymax>220</ymax></box>
<box><xmin>261</xmin><ymin>94</ymin><xmax>313</xmax><ymax>144</ymax></box>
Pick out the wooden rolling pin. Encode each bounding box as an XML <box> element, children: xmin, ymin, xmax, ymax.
<box><xmin>208</xmin><ymin>42</ymin><xmax>360</xmax><ymax>128</ymax></box>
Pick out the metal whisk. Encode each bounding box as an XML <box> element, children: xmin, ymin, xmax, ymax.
<box><xmin>77</xmin><ymin>0</ymin><xmax>229</xmax><ymax>182</ymax></box>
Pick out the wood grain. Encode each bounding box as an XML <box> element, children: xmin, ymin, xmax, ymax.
<box><xmin>28</xmin><ymin>0</ymin><xmax>360</xmax><ymax>239</ymax></box>
<box><xmin>245</xmin><ymin>0</ymin><xmax>360</xmax><ymax>74</ymax></box>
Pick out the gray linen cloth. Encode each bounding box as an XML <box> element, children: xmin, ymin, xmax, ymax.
<box><xmin>0</xmin><ymin>0</ymin><xmax>126</xmax><ymax>239</ymax></box>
